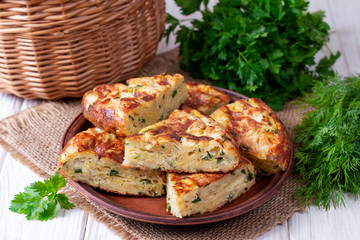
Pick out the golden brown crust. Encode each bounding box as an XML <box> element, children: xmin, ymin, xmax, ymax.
<box><xmin>168</xmin><ymin>172</ymin><xmax>226</xmax><ymax>195</ymax></box>
<box><xmin>81</xmin><ymin>83</ymin><xmax>140</xmax><ymax>137</ymax></box>
<box><xmin>130</xmin><ymin>111</ymin><xmax>213</xmax><ymax>144</ymax></box>
<box><xmin>168</xmin><ymin>156</ymin><xmax>252</xmax><ymax>194</ymax></box>
<box><xmin>82</xmin><ymin>74</ymin><xmax>188</xmax><ymax>137</ymax></box>
<box><xmin>128</xmin><ymin>108</ymin><xmax>239</xmax><ymax>157</ymax></box>
<box><xmin>124</xmin><ymin>108</ymin><xmax>245</xmax><ymax>173</ymax></box>
<box><xmin>58</xmin><ymin>128</ymin><xmax>125</xmax><ymax>169</ymax></box>
<box><xmin>181</xmin><ymin>81</ymin><xmax>231</xmax><ymax>115</ymax></box>
<box><xmin>211</xmin><ymin>98</ymin><xmax>291</xmax><ymax>174</ymax></box>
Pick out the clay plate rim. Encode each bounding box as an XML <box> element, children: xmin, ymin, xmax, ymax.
<box><xmin>60</xmin><ymin>86</ymin><xmax>294</xmax><ymax>225</ymax></box>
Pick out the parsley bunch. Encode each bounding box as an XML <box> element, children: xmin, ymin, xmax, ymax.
<box><xmin>165</xmin><ymin>0</ymin><xmax>339</xmax><ymax>110</ymax></box>
<box><xmin>9</xmin><ymin>173</ymin><xmax>75</xmax><ymax>221</ymax></box>
<box><xmin>294</xmin><ymin>75</ymin><xmax>360</xmax><ymax>209</ymax></box>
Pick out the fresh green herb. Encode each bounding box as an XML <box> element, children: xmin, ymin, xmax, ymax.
<box><xmin>124</xmin><ymin>142</ymin><xmax>129</xmax><ymax>146</ymax></box>
<box><xmin>216</xmin><ymin>157</ymin><xmax>223</xmax><ymax>163</ymax></box>
<box><xmin>140</xmin><ymin>179</ymin><xmax>151</xmax><ymax>185</ymax></box>
<box><xmin>129</xmin><ymin>115</ymin><xmax>134</xmax><ymax>121</ymax></box>
<box><xmin>141</xmin><ymin>128</ymin><xmax>153</xmax><ymax>134</ymax></box>
<box><xmin>165</xmin><ymin>0</ymin><xmax>339</xmax><ymax>110</ymax></box>
<box><xmin>192</xmin><ymin>194</ymin><xmax>201</xmax><ymax>203</ymax></box>
<box><xmin>129</xmin><ymin>84</ymin><xmax>143</xmax><ymax>90</ymax></box>
<box><xmin>152</xmin><ymin>192</ymin><xmax>158</xmax><ymax>197</ymax></box>
<box><xmin>110</xmin><ymin>170</ymin><xmax>118</xmax><ymax>176</ymax></box>
<box><xmin>166</xmin><ymin>202</ymin><xmax>171</xmax><ymax>211</ymax></box>
<box><xmin>172</xmin><ymin>89</ymin><xmax>177</xmax><ymax>98</ymax></box>
<box><xmin>294</xmin><ymin>75</ymin><xmax>360</xmax><ymax>210</ymax></box>
<box><xmin>228</xmin><ymin>192</ymin><xmax>234</xmax><ymax>200</ymax></box>
<box><xmin>156</xmin><ymin>167</ymin><xmax>161</xmax><ymax>171</ymax></box>
<box><xmin>134</xmin><ymin>155</ymin><xmax>140</xmax><ymax>159</ymax></box>
<box><xmin>247</xmin><ymin>170</ymin><xmax>253</xmax><ymax>181</ymax></box>
<box><xmin>9</xmin><ymin>172</ymin><xmax>75</xmax><ymax>221</ymax></box>
<box><xmin>220</xmin><ymin>150</ymin><xmax>224</xmax><ymax>156</ymax></box>
<box><xmin>201</xmin><ymin>152</ymin><xmax>213</xmax><ymax>160</ymax></box>
<box><xmin>74</xmin><ymin>168</ymin><xmax>82</xmax><ymax>174</ymax></box>
<box><xmin>138</xmin><ymin>192</ymin><xmax>142</xmax><ymax>195</ymax></box>
<box><xmin>265</xmin><ymin>129</ymin><xmax>280</xmax><ymax>134</ymax></box>
<box><xmin>161</xmin><ymin>145</ymin><xmax>166</xmax><ymax>149</ymax></box>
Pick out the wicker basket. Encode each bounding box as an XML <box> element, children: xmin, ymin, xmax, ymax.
<box><xmin>0</xmin><ymin>0</ymin><xmax>166</xmax><ymax>100</ymax></box>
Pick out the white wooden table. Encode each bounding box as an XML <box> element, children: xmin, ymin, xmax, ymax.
<box><xmin>1</xmin><ymin>0</ymin><xmax>360</xmax><ymax>239</ymax></box>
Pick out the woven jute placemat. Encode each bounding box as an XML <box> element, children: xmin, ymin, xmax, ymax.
<box><xmin>0</xmin><ymin>49</ymin><xmax>308</xmax><ymax>240</ymax></box>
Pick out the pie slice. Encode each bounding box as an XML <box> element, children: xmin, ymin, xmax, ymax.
<box><xmin>123</xmin><ymin>108</ymin><xmax>241</xmax><ymax>173</ymax></box>
<box><xmin>81</xmin><ymin>73</ymin><xmax>188</xmax><ymax>137</ymax></box>
<box><xmin>166</xmin><ymin>159</ymin><xmax>255</xmax><ymax>218</ymax></box>
<box><xmin>180</xmin><ymin>81</ymin><xmax>231</xmax><ymax>115</ymax></box>
<box><xmin>211</xmin><ymin>98</ymin><xmax>291</xmax><ymax>175</ymax></box>
<box><xmin>57</xmin><ymin>127</ymin><xmax>165</xmax><ymax>197</ymax></box>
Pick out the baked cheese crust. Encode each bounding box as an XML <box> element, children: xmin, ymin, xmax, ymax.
<box><xmin>123</xmin><ymin>108</ymin><xmax>241</xmax><ymax>173</ymax></box>
<box><xmin>211</xmin><ymin>98</ymin><xmax>291</xmax><ymax>175</ymax></box>
<box><xmin>181</xmin><ymin>81</ymin><xmax>231</xmax><ymax>115</ymax></box>
<box><xmin>57</xmin><ymin>128</ymin><xmax>165</xmax><ymax>196</ymax></box>
<box><xmin>166</xmin><ymin>160</ymin><xmax>255</xmax><ymax>218</ymax></box>
<box><xmin>81</xmin><ymin>74</ymin><xmax>188</xmax><ymax>137</ymax></box>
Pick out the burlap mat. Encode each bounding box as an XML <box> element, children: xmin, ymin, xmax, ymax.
<box><xmin>0</xmin><ymin>49</ymin><xmax>308</xmax><ymax>240</ymax></box>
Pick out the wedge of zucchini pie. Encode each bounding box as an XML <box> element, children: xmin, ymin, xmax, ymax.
<box><xmin>181</xmin><ymin>81</ymin><xmax>231</xmax><ymax>115</ymax></box>
<box><xmin>211</xmin><ymin>98</ymin><xmax>291</xmax><ymax>175</ymax></box>
<box><xmin>166</xmin><ymin>158</ymin><xmax>255</xmax><ymax>218</ymax></box>
<box><xmin>58</xmin><ymin>128</ymin><xmax>165</xmax><ymax>196</ymax></box>
<box><xmin>123</xmin><ymin>108</ymin><xmax>241</xmax><ymax>173</ymax></box>
<box><xmin>82</xmin><ymin>74</ymin><xmax>188</xmax><ymax>137</ymax></box>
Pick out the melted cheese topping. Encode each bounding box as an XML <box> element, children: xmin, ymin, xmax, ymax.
<box><xmin>181</xmin><ymin>81</ymin><xmax>231</xmax><ymax>115</ymax></box>
<box><xmin>123</xmin><ymin>109</ymin><xmax>244</xmax><ymax>173</ymax></box>
<box><xmin>81</xmin><ymin>74</ymin><xmax>188</xmax><ymax>137</ymax></box>
<box><xmin>211</xmin><ymin>98</ymin><xmax>291</xmax><ymax>175</ymax></box>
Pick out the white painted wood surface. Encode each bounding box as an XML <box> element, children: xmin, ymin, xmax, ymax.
<box><xmin>0</xmin><ymin>0</ymin><xmax>359</xmax><ymax>239</ymax></box>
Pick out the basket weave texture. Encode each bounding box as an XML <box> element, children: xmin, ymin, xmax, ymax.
<box><xmin>0</xmin><ymin>0</ymin><xmax>166</xmax><ymax>100</ymax></box>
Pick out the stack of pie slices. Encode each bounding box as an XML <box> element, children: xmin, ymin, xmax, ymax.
<box><xmin>58</xmin><ymin>74</ymin><xmax>291</xmax><ymax>218</ymax></box>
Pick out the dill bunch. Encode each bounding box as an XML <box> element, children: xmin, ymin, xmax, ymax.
<box><xmin>294</xmin><ymin>75</ymin><xmax>360</xmax><ymax>210</ymax></box>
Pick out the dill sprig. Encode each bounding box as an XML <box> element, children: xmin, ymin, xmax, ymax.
<box><xmin>294</xmin><ymin>75</ymin><xmax>360</xmax><ymax>210</ymax></box>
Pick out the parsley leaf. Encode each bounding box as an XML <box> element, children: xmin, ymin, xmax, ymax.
<box><xmin>9</xmin><ymin>172</ymin><xmax>75</xmax><ymax>221</ymax></box>
<box><xmin>294</xmin><ymin>75</ymin><xmax>360</xmax><ymax>210</ymax></box>
<box><xmin>165</xmin><ymin>0</ymin><xmax>339</xmax><ymax>110</ymax></box>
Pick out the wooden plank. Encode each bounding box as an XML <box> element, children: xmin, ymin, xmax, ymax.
<box><xmin>286</xmin><ymin>0</ymin><xmax>360</xmax><ymax>239</ymax></box>
<box><xmin>0</xmin><ymin>153</ymin><xmax>87</xmax><ymax>240</ymax></box>
<box><xmin>256</xmin><ymin>222</ymin><xmax>289</xmax><ymax>240</ymax></box>
<box><xmin>0</xmin><ymin>99</ymin><xmax>88</xmax><ymax>240</ymax></box>
<box><xmin>288</xmin><ymin>199</ymin><xmax>360</xmax><ymax>240</ymax></box>
<box><xmin>327</xmin><ymin>0</ymin><xmax>360</xmax><ymax>76</ymax></box>
<box><xmin>0</xmin><ymin>93</ymin><xmax>23</xmax><ymax>171</ymax></box>
<box><xmin>308</xmin><ymin>0</ymin><xmax>350</xmax><ymax>76</ymax></box>
<box><xmin>84</xmin><ymin>216</ymin><xmax>131</xmax><ymax>240</ymax></box>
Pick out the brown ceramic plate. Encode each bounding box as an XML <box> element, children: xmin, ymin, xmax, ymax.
<box><xmin>61</xmin><ymin>87</ymin><xmax>293</xmax><ymax>225</ymax></box>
